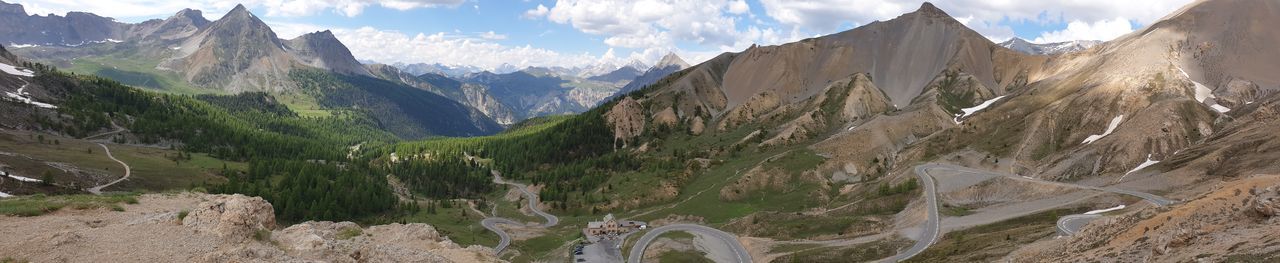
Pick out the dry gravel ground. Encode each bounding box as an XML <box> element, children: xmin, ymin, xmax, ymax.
<box><xmin>0</xmin><ymin>193</ymin><xmax>502</xmax><ymax>263</ymax></box>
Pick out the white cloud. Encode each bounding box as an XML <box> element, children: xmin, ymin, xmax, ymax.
<box><xmin>728</xmin><ymin>0</ymin><xmax>750</xmax><ymax>14</ymax></box>
<box><xmin>479</xmin><ymin>31</ymin><xmax>507</xmax><ymax>40</ymax></box>
<box><xmin>756</xmin><ymin>0</ymin><xmax>1193</xmax><ymax>41</ymax></box>
<box><xmin>522</xmin><ymin>4</ymin><xmax>549</xmax><ymax>19</ymax></box>
<box><xmin>535</xmin><ymin>0</ymin><xmax>753</xmax><ymax>49</ymax></box>
<box><xmin>12</xmin><ymin>0</ymin><xmax>465</xmax><ymax>20</ymax></box>
<box><xmin>1033</xmin><ymin>17</ymin><xmax>1134</xmax><ymax>43</ymax></box>
<box><xmin>329</xmin><ymin>26</ymin><xmax>629</xmax><ymax>71</ymax></box>
<box><xmin>266</xmin><ymin>21</ymin><xmax>330</xmax><ymax>39</ymax></box>
<box><xmin>759</xmin><ymin>0</ymin><xmax>910</xmax><ymax>33</ymax></box>
<box><xmin>955</xmin><ymin>15</ymin><xmax>1015</xmax><ymax>42</ymax></box>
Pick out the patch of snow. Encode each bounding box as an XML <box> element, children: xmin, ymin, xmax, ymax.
<box><xmin>9</xmin><ymin>43</ymin><xmax>38</xmax><ymax>48</ymax></box>
<box><xmin>1176</xmin><ymin>65</ymin><xmax>1215</xmax><ymax>103</ymax></box>
<box><xmin>1246</xmin><ymin>101</ymin><xmax>1254</xmax><ymax>105</ymax></box>
<box><xmin>1125</xmin><ymin>154</ymin><xmax>1160</xmax><ymax>175</ymax></box>
<box><xmin>846</xmin><ymin>125</ymin><xmax>857</xmax><ymax>131</ymax></box>
<box><xmin>1081</xmin><ymin>115</ymin><xmax>1125</xmax><ymax>144</ymax></box>
<box><xmin>0</xmin><ymin>191</ymin><xmax>11</xmax><ymax>198</ymax></box>
<box><xmin>8</xmin><ymin>175</ymin><xmax>42</xmax><ymax>183</ymax></box>
<box><xmin>3</xmin><ymin>78</ymin><xmax>57</xmax><ymax>109</ymax></box>
<box><xmin>954</xmin><ymin>96</ymin><xmax>1006</xmax><ymax>123</ymax></box>
<box><xmin>4</xmin><ymin>92</ymin><xmax>56</xmax><ymax>108</ymax></box>
<box><xmin>106</xmin><ymin>38</ymin><xmax>122</xmax><ymax>43</ymax></box>
<box><xmin>1084</xmin><ymin>205</ymin><xmax>1126</xmax><ymax>215</ymax></box>
<box><xmin>1211</xmin><ymin>104</ymin><xmax>1231</xmax><ymax>113</ymax></box>
<box><xmin>0</xmin><ymin>62</ymin><xmax>35</xmax><ymax>77</ymax></box>
<box><xmin>170</xmin><ymin>46</ymin><xmax>181</xmax><ymax>50</ymax></box>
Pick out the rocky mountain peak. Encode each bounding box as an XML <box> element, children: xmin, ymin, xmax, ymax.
<box><xmin>172</xmin><ymin>8</ymin><xmax>210</xmax><ymax>27</ymax></box>
<box><xmin>227</xmin><ymin>4</ymin><xmax>250</xmax><ymax>16</ymax></box>
<box><xmin>655</xmin><ymin>52</ymin><xmax>690</xmax><ymax>69</ymax></box>
<box><xmin>0</xmin><ymin>0</ymin><xmax>25</xmax><ymax>15</ymax></box>
<box><xmin>915</xmin><ymin>2</ymin><xmax>950</xmax><ymax>18</ymax></box>
<box><xmin>624</xmin><ymin>59</ymin><xmax>648</xmax><ymax>70</ymax></box>
<box><xmin>286</xmin><ymin>30</ymin><xmax>372</xmax><ymax>76</ymax></box>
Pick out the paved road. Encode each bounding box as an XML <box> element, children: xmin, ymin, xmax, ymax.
<box><xmin>627</xmin><ymin>224</ymin><xmax>752</xmax><ymax>263</ymax></box>
<box><xmin>882</xmin><ymin>164</ymin><xmax>943</xmax><ymax>262</ymax></box>
<box><xmin>1056</xmin><ymin>214</ymin><xmax>1102</xmax><ymax>236</ymax></box>
<box><xmin>82</xmin><ymin>121</ymin><xmax>126</xmax><ymax>140</ymax></box>
<box><xmin>916</xmin><ymin>164</ymin><xmax>1177</xmax><ymax>237</ymax></box>
<box><xmin>924</xmin><ymin>163</ymin><xmax>1175</xmax><ymax>206</ymax></box>
<box><xmin>881</xmin><ymin>163</ymin><xmax>1176</xmax><ymax>262</ymax></box>
<box><xmin>481</xmin><ymin>171</ymin><xmax>558</xmax><ymax>254</ymax></box>
<box><xmin>87</xmin><ymin>143</ymin><xmax>130</xmax><ymax>194</ymax></box>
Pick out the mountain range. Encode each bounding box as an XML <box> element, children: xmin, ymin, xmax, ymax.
<box><xmin>997</xmin><ymin>37</ymin><xmax>1102</xmax><ymax>55</ymax></box>
<box><xmin>4</xmin><ymin>0</ymin><xmax>1279</xmax><ymax>262</ymax></box>
<box><xmin>0</xmin><ymin>0</ymin><xmax>692</xmax><ymax>128</ymax></box>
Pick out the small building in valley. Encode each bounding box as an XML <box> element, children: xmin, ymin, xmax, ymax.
<box><xmin>585</xmin><ymin>214</ymin><xmax>645</xmax><ymax>236</ymax></box>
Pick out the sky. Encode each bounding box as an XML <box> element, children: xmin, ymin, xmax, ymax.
<box><xmin>13</xmin><ymin>0</ymin><xmax>1196</xmax><ymax>71</ymax></box>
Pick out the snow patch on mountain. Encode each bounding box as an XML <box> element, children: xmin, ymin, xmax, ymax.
<box><xmin>1084</xmin><ymin>205</ymin><xmax>1126</xmax><ymax>215</ymax></box>
<box><xmin>0</xmin><ymin>62</ymin><xmax>34</xmax><ymax>77</ymax></box>
<box><xmin>1082</xmin><ymin>115</ymin><xmax>1124</xmax><ymax>144</ymax></box>
<box><xmin>954</xmin><ymin>95</ymin><xmax>1005</xmax><ymax>123</ymax></box>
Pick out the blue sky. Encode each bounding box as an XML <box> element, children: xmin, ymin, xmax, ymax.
<box><xmin>15</xmin><ymin>0</ymin><xmax>1194</xmax><ymax>70</ymax></box>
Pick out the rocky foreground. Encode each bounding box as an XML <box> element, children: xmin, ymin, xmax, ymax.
<box><xmin>1009</xmin><ymin>175</ymin><xmax>1280</xmax><ymax>262</ymax></box>
<box><xmin>0</xmin><ymin>193</ymin><xmax>503</xmax><ymax>263</ymax></box>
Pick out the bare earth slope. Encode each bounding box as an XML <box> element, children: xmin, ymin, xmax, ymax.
<box><xmin>0</xmin><ymin>193</ymin><xmax>503</xmax><ymax>263</ymax></box>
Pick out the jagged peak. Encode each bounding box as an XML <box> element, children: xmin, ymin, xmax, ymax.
<box><xmin>624</xmin><ymin>59</ymin><xmax>648</xmax><ymax>70</ymax></box>
<box><xmin>915</xmin><ymin>2</ymin><xmax>949</xmax><ymax>17</ymax></box>
<box><xmin>1003</xmin><ymin>37</ymin><xmax>1031</xmax><ymax>44</ymax></box>
<box><xmin>655</xmin><ymin>52</ymin><xmax>689</xmax><ymax>69</ymax></box>
<box><xmin>222</xmin><ymin>4</ymin><xmax>254</xmax><ymax>20</ymax></box>
<box><xmin>0</xmin><ymin>0</ymin><xmax>27</xmax><ymax>15</ymax></box>
<box><xmin>292</xmin><ymin>30</ymin><xmax>338</xmax><ymax>41</ymax></box>
<box><xmin>170</xmin><ymin>8</ymin><xmax>210</xmax><ymax>26</ymax></box>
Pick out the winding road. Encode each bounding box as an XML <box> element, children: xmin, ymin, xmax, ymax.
<box><xmin>480</xmin><ymin>171</ymin><xmax>558</xmax><ymax>254</ymax></box>
<box><xmin>87</xmin><ymin>143</ymin><xmax>130</xmax><ymax>194</ymax></box>
<box><xmin>882</xmin><ymin>164</ymin><xmax>943</xmax><ymax>262</ymax></box>
<box><xmin>82</xmin><ymin>121</ymin><xmax>126</xmax><ymax>140</ymax></box>
<box><xmin>626</xmin><ymin>224</ymin><xmax>752</xmax><ymax>263</ymax></box>
<box><xmin>883</xmin><ymin>163</ymin><xmax>1175</xmax><ymax>262</ymax></box>
<box><xmin>1056</xmin><ymin>214</ymin><xmax>1102</xmax><ymax>236</ymax></box>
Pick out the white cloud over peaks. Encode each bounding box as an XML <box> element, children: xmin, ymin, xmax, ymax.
<box><xmin>759</xmin><ymin>0</ymin><xmax>910</xmax><ymax>32</ymax></box>
<box><xmin>1033</xmin><ymin>17</ymin><xmax>1134</xmax><ymax>43</ymax></box>
<box><xmin>328</xmin><ymin>26</ymin><xmax>626</xmax><ymax>71</ymax></box>
<box><xmin>535</xmin><ymin>0</ymin><xmax>753</xmax><ymax>48</ymax></box>
<box><xmin>250</xmin><ymin>0</ymin><xmax>467</xmax><ymax>17</ymax></box>
<box><xmin>13</xmin><ymin>0</ymin><xmax>465</xmax><ymax>20</ymax></box>
<box><xmin>756</xmin><ymin>0</ymin><xmax>1193</xmax><ymax>42</ymax></box>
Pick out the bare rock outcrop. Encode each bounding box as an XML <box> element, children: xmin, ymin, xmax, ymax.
<box><xmin>1252</xmin><ymin>186</ymin><xmax>1280</xmax><ymax>217</ymax></box>
<box><xmin>183</xmin><ymin>194</ymin><xmax>276</xmax><ymax>240</ymax></box>
<box><xmin>652</xmin><ymin>107</ymin><xmax>679</xmax><ymax>128</ymax></box>
<box><xmin>1007</xmin><ymin>175</ymin><xmax>1280</xmax><ymax>262</ymax></box>
<box><xmin>606</xmin><ymin>96</ymin><xmax>645</xmax><ymax>147</ymax></box>
<box><xmin>273</xmin><ymin>221</ymin><xmax>500</xmax><ymax>262</ymax></box>
<box><xmin>0</xmin><ymin>193</ymin><xmax>505</xmax><ymax>263</ymax></box>
<box><xmin>689</xmin><ymin>116</ymin><xmax>706</xmax><ymax>135</ymax></box>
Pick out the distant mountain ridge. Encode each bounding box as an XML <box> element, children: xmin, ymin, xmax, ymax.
<box><xmin>613</xmin><ymin>52</ymin><xmax>690</xmax><ymax>98</ymax></box>
<box><xmin>0</xmin><ymin>0</ymin><xmax>129</xmax><ymax>46</ymax></box>
<box><xmin>997</xmin><ymin>37</ymin><xmax>1101</xmax><ymax>55</ymax></box>
<box><xmin>3</xmin><ymin>2</ymin><xmax>502</xmax><ymax>137</ymax></box>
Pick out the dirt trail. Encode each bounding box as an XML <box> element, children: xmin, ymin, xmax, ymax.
<box><xmin>87</xmin><ymin>143</ymin><xmax>130</xmax><ymax>194</ymax></box>
<box><xmin>480</xmin><ymin>171</ymin><xmax>558</xmax><ymax>254</ymax></box>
